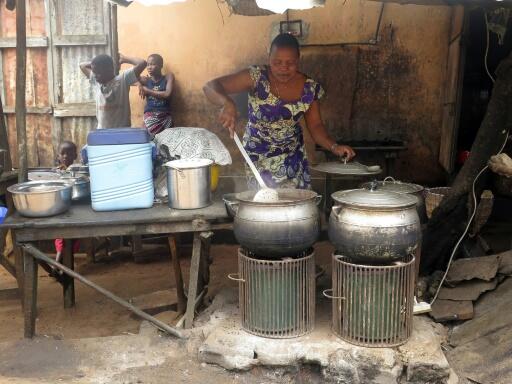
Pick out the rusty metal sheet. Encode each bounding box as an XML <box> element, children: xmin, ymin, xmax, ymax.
<box><xmin>0</xmin><ymin>0</ymin><xmax>47</xmax><ymax>37</ymax></box>
<box><xmin>60</xmin><ymin>116</ymin><xmax>97</xmax><ymax>151</ymax></box>
<box><xmin>2</xmin><ymin>48</ymin><xmax>50</xmax><ymax>107</ymax></box>
<box><xmin>6</xmin><ymin>115</ymin><xmax>53</xmax><ymax>167</ymax></box>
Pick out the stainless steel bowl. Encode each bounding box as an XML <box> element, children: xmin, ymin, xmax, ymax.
<box><xmin>8</xmin><ymin>181</ymin><xmax>73</xmax><ymax>217</ymax></box>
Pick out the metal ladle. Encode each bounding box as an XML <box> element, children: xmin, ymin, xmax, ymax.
<box><xmin>233</xmin><ymin>133</ymin><xmax>278</xmax><ymax>202</ymax></box>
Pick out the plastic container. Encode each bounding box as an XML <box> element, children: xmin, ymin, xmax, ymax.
<box><xmin>87</xmin><ymin>128</ymin><xmax>154</xmax><ymax>211</ymax></box>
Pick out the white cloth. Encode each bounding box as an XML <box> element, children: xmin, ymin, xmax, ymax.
<box><xmin>153</xmin><ymin>127</ymin><xmax>232</xmax><ymax>199</ymax></box>
<box><xmin>90</xmin><ymin>68</ymin><xmax>138</xmax><ymax>129</ymax></box>
<box><xmin>153</xmin><ymin>127</ymin><xmax>232</xmax><ymax>165</ymax></box>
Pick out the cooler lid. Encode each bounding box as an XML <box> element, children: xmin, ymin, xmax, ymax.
<box><xmin>87</xmin><ymin>128</ymin><xmax>150</xmax><ymax>145</ymax></box>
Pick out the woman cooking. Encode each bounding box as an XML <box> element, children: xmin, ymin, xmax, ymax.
<box><xmin>203</xmin><ymin>33</ymin><xmax>355</xmax><ymax>189</ymax></box>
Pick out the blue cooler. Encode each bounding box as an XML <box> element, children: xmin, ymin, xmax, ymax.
<box><xmin>87</xmin><ymin>128</ymin><xmax>154</xmax><ymax>211</ymax></box>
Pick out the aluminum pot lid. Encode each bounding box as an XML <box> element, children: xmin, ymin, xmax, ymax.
<box><xmin>236</xmin><ymin>188</ymin><xmax>318</xmax><ymax>205</ymax></box>
<box><xmin>360</xmin><ymin>178</ymin><xmax>424</xmax><ymax>194</ymax></box>
<box><xmin>331</xmin><ymin>188</ymin><xmax>417</xmax><ymax>209</ymax></box>
<box><xmin>311</xmin><ymin>161</ymin><xmax>382</xmax><ymax>176</ymax></box>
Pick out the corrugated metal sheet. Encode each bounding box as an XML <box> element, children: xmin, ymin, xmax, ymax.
<box><xmin>57</xmin><ymin>0</ymin><xmax>105</xmax><ymax>35</ymax></box>
<box><xmin>61</xmin><ymin>117</ymin><xmax>96</xmax><ymax>153</ymax></box>
<box><xmin>60</xmin><ymin>46</ymin><xmax>104</xmax><ymax>103</ymax></box>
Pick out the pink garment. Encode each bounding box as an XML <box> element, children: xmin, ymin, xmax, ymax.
<box><xmin>54</xmin><ymin>239</ymin><xmax>80</xmax><ymax>253</ymax></box>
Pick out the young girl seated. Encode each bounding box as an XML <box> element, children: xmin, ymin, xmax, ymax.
<box><xmin>138</xmin><ymin>54</ymin><xmax>174</xmax><ymax>135</ymax></box>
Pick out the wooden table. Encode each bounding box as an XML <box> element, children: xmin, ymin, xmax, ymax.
<box><xmin>1</xmin><ymin>201</ymin><xmax>232</xmax><ymax>338</ymax></box>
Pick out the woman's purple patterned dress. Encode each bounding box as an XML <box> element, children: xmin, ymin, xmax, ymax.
<box><xmin>243</xmin><ymin>65</ymin><xmax>325</xmax><ymax>190</ymax></box>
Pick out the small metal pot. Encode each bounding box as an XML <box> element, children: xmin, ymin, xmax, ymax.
<box><xmin>8</xmin><ymin>180</ymin><xmax>73</xmax><ymax>217</ymax></box>
<box><xmin>226</xmin><ymin>189</ymin><xmax>321</xmax><ymax>258</ymax></box>
<box><xmin>328</xmin><ymin>185</ymin><xmax>421</xmax><ymax>263</ymax></box>
<box><xmin>62</xmin><ymin>176</ymin><xmax>90</xmax><ymax>201</ymax></box>
<box><xmin>164</xmin><ymin>158</ymin><xmax>212</xmax><ymax>209</ymax></box>
<box><xmin>361</xmin><ymin>177</ymin><xmax>426</xmax><ymax>223</ymax></box>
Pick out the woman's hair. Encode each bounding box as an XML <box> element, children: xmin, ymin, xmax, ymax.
<box><xmin>148</xmin><ymin>53</ymin><xmax>164</xmax><ymax>67</ymax></box>
<box><xmin>270</xmin><ymin>33</ymin><xmax>300</xmax><ymax>56</ymax></box>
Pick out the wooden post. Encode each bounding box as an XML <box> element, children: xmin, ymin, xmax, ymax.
<box><xmin>15</xmin><ymin>0</ymin><xmax>27</xmax><ymax>182</ymax></box>
<box><xmin>0</xmin><ymin>94</ymin><xmax>12</xmax><ymax>171</ymax></box>
<box><xmin>23</xmin><ymin>248</ymin><xmax>38</xmax><ymax>338</ymax></box>
<box><xmin>184</xmin><ymin>232</ymin><xmax>202</xmax><ymax>329</ymax></box>
<box><xmin>111</xmin><ymin>3</ymin><xmax>119</xmax><ymax>75</ymax></box>
<box><xmin>168</xmin><ymin>234</ymin><xmax>186</xmax><ymax>314</ymax></box>
<box><xmin>62</xmin><ymin>240</ymin><xmax>75</xmax><ymax>308</ymax></box>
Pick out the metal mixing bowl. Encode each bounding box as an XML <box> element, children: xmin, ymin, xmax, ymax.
<box><xmin>8</xmin><ymin>180</ymin><xmax>73</xmax><ymax>217</ymax></box>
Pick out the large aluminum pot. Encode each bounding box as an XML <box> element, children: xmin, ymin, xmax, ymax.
<box><xmin>8</xmin><ymin>180</ymin><xmax>73</xmax><ymax>217</ymax></box>
<box><xmin>165</xmin><ymin>158</ymin><xmax>212</xmax><ymax>209</ymax></box>
<box><xmin>328</xmin><ymin>186</ymin><xmax>421</xmax><ymax>263</ymax></box>
<box><xmin>226</xmin><ymin>189</ymin><xmax>321</xmax><ymax>258</ymax></box>
<box><xmin>28</xmin><ymin>170</ymin><xmax>90</xmax><ymax>201</ymax></box>
<box><xmin>361</xmin><ymin>177</ymin><xmax>426</xmax><ymax>223</ymax></box>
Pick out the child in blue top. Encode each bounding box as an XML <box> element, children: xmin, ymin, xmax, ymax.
<box><xmin>138</xmin><ymin>54</ymin><xmax>174</xmax><ymax>135</ymax></box>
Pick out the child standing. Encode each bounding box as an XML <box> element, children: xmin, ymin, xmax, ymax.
<box><xmin>80</xmin><ymin>53</ymin><xmax>146</xmax><ymax>129</ymax></box>
<box><xmin>139</xmin><ymin>54</ymin><xmax>174</xmax><ymax>135</ymax></box>
<box><xmin>53</xmin><ymin>141</ymin><xmax>80</xmax><ymax>273</ymax></box>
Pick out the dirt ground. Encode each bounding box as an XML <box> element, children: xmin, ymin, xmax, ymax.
<box><xmin>0</xmin><ymin>240</ymin><xmax>335</xmax><ymax>383</ymax></box>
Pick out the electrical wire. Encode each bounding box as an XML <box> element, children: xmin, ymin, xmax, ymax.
<box><xmin>484</xmin><ymin>12</ymin><xmax>496</xmax><ymax>84</ymax></box>
<box><xmin>430</xmin><ymin>131</ymin><xmax>509</xmax><ymax>305</ymax></box>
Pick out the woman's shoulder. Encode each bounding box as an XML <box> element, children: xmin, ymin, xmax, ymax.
<box><xmin>300</xmin><ymin>73</ymin><xmax>325</xmax><ymax>101</ymax></box>
<box><xmin>248</xmin><ymin>65</ymin><xmax>269</xmax><ymax>85</ymax></box>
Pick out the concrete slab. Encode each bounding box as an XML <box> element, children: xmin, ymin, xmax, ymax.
<box><xmin>437</xmin><ymin>279</ymin><xmax>497</xmax><ymax>301</ymax></box>
<box><xmin>445</xmin><ymin>255</ymin><xmax>499</xmax><ymax>284</ymax></box>
<box><xmin>196</xmin><ymin>289</ymin><xmax>453</xmax><ymax>384</ymax></box>
<box><xmin>430</xmin><ymin>300</ymin><xmax>474</xmax><ymax>322</ymax></box>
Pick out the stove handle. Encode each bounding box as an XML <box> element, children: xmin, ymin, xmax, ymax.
<box><xmin>314</xmin><ymin>195</ymin><xmax>322</xmax><ymax>206</ymax></box>
<box><xmin>322</xmin><ymin>289</ymin><xmax>345</xmax><ymax>300</ymax></box>
<box><xmin>227</xmin><ymin>273</ymin><xmax>245</xmax><ymax>283</ymax></box>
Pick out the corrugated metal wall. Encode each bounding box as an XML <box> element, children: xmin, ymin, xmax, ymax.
<box><xmin>0</xmin><ymin>0</ymin><xmax>111</xmax><ymax>167</ymax></box>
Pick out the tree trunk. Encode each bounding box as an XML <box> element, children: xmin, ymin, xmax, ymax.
<box><xmin>421</xmin><ymin>52</ymin><xmax>512</xmax><ymax>275</ymax></box>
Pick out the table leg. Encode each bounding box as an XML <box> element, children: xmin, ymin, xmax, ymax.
<box><xmin>168</xmin><ymin>234</ymin><xmax>186</xmax><ymax>314</ymax></box>
<box><xmin>199</xmin><ymin>232</ymin><xmax>213</xmax><ymax>293</ymax></box>
<box><xmin>23</xmin><ymin>248</ymin><xmax>38</xmax><ymax>338</ymax></box>
<box><xmin>14</xmin><ymin>246</ymin><xmax>24</xmax><ymax>308</ymax></box>
<box><xmin>184</xmin><ymin>232</ymin><xmax>202</xmax><ymax>329</ymax></box>
<box><xmin>62</xmin><ymin>240</ymin><xmax>75</xmax><ymax>308</ymax></box>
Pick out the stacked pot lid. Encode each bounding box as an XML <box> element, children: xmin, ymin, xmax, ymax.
<box><xmin>331</xmin><ymin>187</ymin><xmax>418</xmax><ymax>210</ymax></box>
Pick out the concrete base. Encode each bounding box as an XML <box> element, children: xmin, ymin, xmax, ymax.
<box><xmin>196</xmin><ymin>288</ymin><xmax>454</xmax><ymax>384</ymax></box>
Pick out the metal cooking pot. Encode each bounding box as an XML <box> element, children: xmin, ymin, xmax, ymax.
<box><xmin>360</xmin><ymin>177</ymin><xmax>426</xmax><ymax>223</ymax></box>
<box><xmin>61</xmin><ymin>175</ymin><xmax>90</xmax><ymax>201</ymax></box>
<box><xmin>328</xmin><ymin>184</ymin><xmax>421</xmax><ymax>263</ymax></box>
<box><xmin>8</xmin><ymin>180</ymin><xmax>73</xmax><ymax>217</ymax></box>
<box><xmin>164</xmin><ymin>158</ymin><xmax>212</xmax><ymax>209</ymax></box>
<box><xmin>226</xmin><ymin>189</ymin><xmax>321</xmax><ymax>258</ymax></box>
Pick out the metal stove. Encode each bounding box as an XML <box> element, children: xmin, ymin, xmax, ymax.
<box><xmin>328</xmin><ymin>254</ymin><xmax>415</xmax><ymax>347</ymax></box>
<box><xmin>231</xmin><ymin>248</ymin><xmax>315</xmax><ymax>338</ymax></box>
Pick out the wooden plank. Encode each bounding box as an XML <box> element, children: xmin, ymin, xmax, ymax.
<box><xmin>110</xmin><ymin>3</ymin><xmax>119</xmax><ymax>75</ymax></box>
<box><xmin>53</xmin><ymin>102</ymin><xmax>95</xmax><ymax>117</ymax></box>
<box><xmin>184</xmin><ymin>232</ymin><xmax>202</xmax><ymax>329</ymax></box>
<box><xmin>13</xmin><ymin>221</ymin><xmax>232</xmax><ymax>243</ymax></box>
<box><xmin>15</xmin><ymin>0</ymin><xmax>28</xmax><ymax>183</ymax></box>
<box><xmin>3</xmin><ymin>106</ymin><xmax>52</xmax><ymax>114</ymax></box>
<box><xmin>62</xmin><ymin>239</ymin><xmax>75</xmax><ymax>308</ymax></box>
<box><xmin>2</xmin><ymin>202</ymin><xmax>230</xmax><ymax>229</ymax></box>
<box><xmin>23</xmin><ymin>248</ymin><xmax>38</xmax><ymax>338</ymax></box>
<box><xmin>53</xmin><ymin>34</ymin><xmax>108</xmax><ymax>47</ymax></box>
<box><xmin>368</xmin><ymin>0</ymin><xmax>512</xmax><ymax>6</ymax></box>
<box><xmin>0</xmin><ymin>36</ymin><xmax>48</xmax><ymax>48</ymax></box>
<box><xmin>168</xmin><ymin>234</ymin><xmax>186</xmax><ymax>314</ymax></box>
<box><xmin>439</xmin><ymin>5</ymin><xmax>466</xmax><ymax>173</ymax></box>
<box><xmin>44</xmin><ymin>0</ymin><xmax>59</xmax><ymax>160</ymax></box>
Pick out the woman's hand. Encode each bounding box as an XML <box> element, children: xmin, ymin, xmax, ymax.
<box><xmin>332</xmin><ymin>144</ymin><xmax>356</xmax><ymax>161</ymax></box>
<box><xmin>218</xmin><ymin>100</ymin><xmax>237</xmax><ymax>138</ymax></box>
